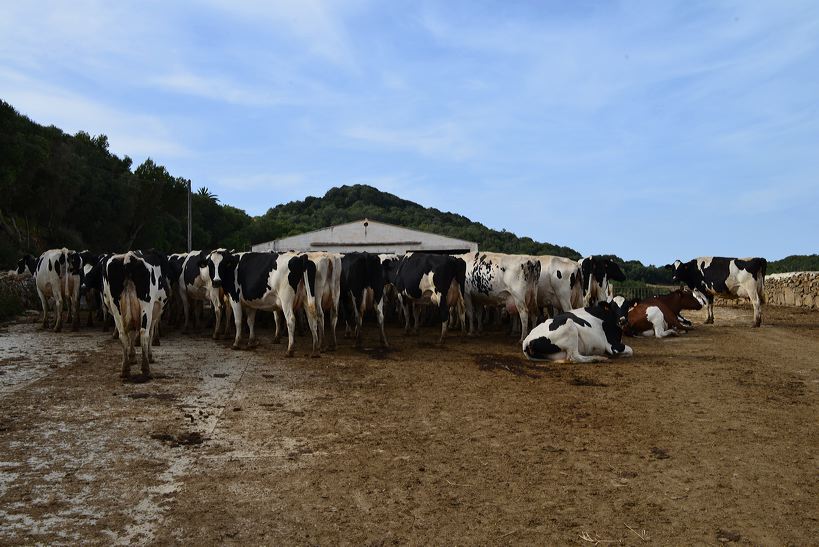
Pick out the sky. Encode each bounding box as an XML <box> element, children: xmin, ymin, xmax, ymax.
<box><xmin>1</xmin><ymin>1</ymin><xmax>818</xmax><ymax>265</ymax></box>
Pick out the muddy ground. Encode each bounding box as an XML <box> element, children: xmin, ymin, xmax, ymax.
<box><xmin>0</xmin><ymin>304</ymin><xmax>817</xmax><ymax>545</ymax></box>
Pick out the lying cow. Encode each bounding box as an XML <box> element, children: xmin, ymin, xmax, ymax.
<box><xmin>624</xmin><ymin>289</ymin><xmax>704</xmax><ymax>338</ymax></box>
<box><xmin>579</xmin><ymin>256</ymin><xmax>626</xmax><ymax>306</ymax></box>
<box><xmin>665</xmin><ymin>257</ymin><xmax>767</xmax><ymax>327</ymax></box>
<box><xmin>459</xmin><ymin>252</ymin><xmax>540</xmax><ymax>341</ymax></box>
<box><xmin>201</xmin><ymin>250</ymin><xmax>320</xmax><ymax>357</ymax></box>
<box><xmin>522</xmin><ymin>300</ymin><xmax>634</xmax><ymax>363</ymax></box>
<box><xmin>340</xmin><ymin>252</ymin><xmax>388</xmax><ymax>348</ymax></box>
<box><xmin>21</xmin><ymin>248</ymin><xmax>83</xmax><ymax>332</ymax></box>
<box><xmin>393</xmin><ymin>253</ymin><xmax>466</xmax><ymax>344</ymax></box>
<box><xmin>102</xmin><ymin>251</ymin><xmax>170</xmax><ymax>378</ymax></box>
<box><xmin>537</xmin><ymin>255</ymin><xmax>584</xmax><ymax>318</ymax></box>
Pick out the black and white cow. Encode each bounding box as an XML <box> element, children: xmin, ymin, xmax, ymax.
<box><xmin>101</xmin><ymin>251</ymin><xmax>170</xmax><ymax>378</ymax></box>
<box><xmin>81</xmin><ymin>253</ymin><xmax>115</xmax><ymax>332</ymax></box>
<box><xmin>195</xmin><ymin>248</ymin><xmax>235</xmax><ymax>340</ymax></box>
<box><xmin>393</xmin><ymin>253</ymin><xmax>467</xmax><ymax>344</ymax></box>
<box><xmin>458</xmin><ymin>252</ymin><xmax>540</xmax><ymax>341</ymax></box>
<box><xmin>536</xmin><ymin>255</ymin><xmax>584</xmax><ymax>318</ymax></box>
<box><xmin>665</xmin><ymin>257</ymin><xmax>767</xmax><ymax>327</ymax></box>
<box><xmin>340</xmin><ymin>252</ymin><xmax>388</xmax><ymax>348</ymax></box>
<box><xmin>178</xmin><ymin>250</ymin><xmax>211</xmax><ymax>333</ymax></box>
<box><xmin>15</xmin><ymin>254</ymin><xmax>37</xmax><ymax>276</ymax></box>
<box><xmin>78</xmin><ymin>250</ymin><xmax>100</xmax><ymax>327</ymax></box>
<box><xmin>522</xmin><ymin>300</ymin><xmax>634</xmax><ymax>363</ymax></box>
<box><xmin>24</xmin><ymin>248</ymin><xmax>83</xmax><ymax>332</ymax></box>
<box><xmin>579</xmin><ymin>256</ymin><xmax>626</xmax><ymax>306</ymax></box>
<box><xmin>201</xmin><ymin>250</ymin><xmax>320</xmax><ymax>357</ymax></box>
<box><xmin>303</xmin><ymin>252</ymin><xmax>341</xmax><ymax>350</ymax></box>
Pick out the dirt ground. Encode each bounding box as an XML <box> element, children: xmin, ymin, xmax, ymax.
<box><xmin>0</xmin><ymin>303</ymin><xmax>817</xmax><ymax>545</ymax></box>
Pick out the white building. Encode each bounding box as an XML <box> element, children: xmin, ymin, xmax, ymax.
<box><xmin>251</xmin><ymin>218</ymin><xmax>478</xmax><ymax>255</ymax></box>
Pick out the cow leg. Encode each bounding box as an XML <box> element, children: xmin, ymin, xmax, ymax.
<box><xmin>181</xmin><ymin>292</ymin><xmax>191</xmax><ymax>333</ymax></box>
<box><xmin>247</xmin><ymin>308</ymin><xmax>259</xmax><ymax>347</ymax></box>
<box><xmin>283</xmin><ymin>308</ymin><xmax>297</xmax><ymax>357</ymax></box>
<box><xmin>328</xmin><ymin>298</ymin><xmax>338</xmax><ymax>351</ymax></box>
<box><xmin>71</xmin><ymin>288</ymin><xmax>80</xmax><ymax>331</ymax></box>
<box><xmin>223</xmin><ymin>295</ymin><xmax>233</xmax><ymax>337</ymax></box>
<box><xmin>231</xmin><ymin>301</ymin><xmax>243</xmax><ymax>349</ymax></box>
<box><xmin>412</xmin><ymin>303</ymin><xmax>421</xmax><ymax>336</ymax></box>
<box><xmin>272</xmin><ymin>310</ymin><xmax>283</xmax><ymax>344</ymax></box>
<box><xmin>749</xmin><ymin>288</ymin><xmax>762</xmax><ymax>328</ymax></box>
<box><xmin>437</xmin><ymin>298</ymin><xmax>449</xmax><ymax>344</ymax></box>
<box><xmin>305</xmin><ymin>303</ymin><xmax>320</xmax><ymax>358</ymax></box>
<box><xmin>402</xmin><ymin>299</ymin><xmax>413</xmax><ymax>336</ymax></box>
<box><xmin>705</xmin><ymin>295</ymin><xmax>715</xmax><ymax>324</ymax></box>
<box><xmin>515</xmin><ymin>297</ymin><xmax>530</xmax><ymax>342</ymax></box>
<box><xmin>37</xmin><ymin>288</ymin><xmax>49</xmax><ymax>329</ymax></box>
<box><xmin>52</xmin><ymin>293</ymin><xmax>63</xmax><ymax>332</ymax></box>
<box><xmin>353</xmin><ymin>292</ymin><xmax>365</xmax><ymax>348</ymax></box>
<box><xmin>211</xmin><ymin>290</ymin><xmax>222</xmax><ymax>340</ymax></box>
<box><xmin>375</xmin><ymin>297</ymin><xmax>389</xmax><ymax>348</ymax></box>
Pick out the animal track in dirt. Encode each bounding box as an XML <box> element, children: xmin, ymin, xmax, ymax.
<box><xmin>474</xmin><ymin>353</ymin><xmax>542</xmax><ymax>378</ymax></box>
<box><xmin>150</xmin><ymin>431</ymin><xmax>205</xmax><ymax>447</ymax></box>
<box><xmin>569</xmin><ymin>376</ymin><xmax>608</xmax><ymax>387</ymax></box>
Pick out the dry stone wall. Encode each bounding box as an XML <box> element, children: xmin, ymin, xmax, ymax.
<box><xmin>763</xmin><ymin>272</ymin><xmax>819</xmax><ymax>309</ymax></box>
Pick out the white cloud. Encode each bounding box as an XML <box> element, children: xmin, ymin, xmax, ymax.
<box><xmin>343</xmin><ymin>122</ymin><xmax>475</xmax><ymax>161</ymax></box>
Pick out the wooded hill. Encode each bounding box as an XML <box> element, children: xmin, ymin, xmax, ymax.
<box><xmin>1</xmin><ymin>100</ymin><xmax>815</xmax><ymax>280</ymax></box>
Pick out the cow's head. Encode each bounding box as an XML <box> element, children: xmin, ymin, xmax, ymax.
<box><xmin>199</xmin><ymin>249</ymin><xmax>237</xmax><ymax>289</ymax></box>
<box><xmin>581</xmin><ymin>256</ymin><xmax>626</xmax><ymax>305</ymax></box>
<box><xmin>15</xmin><ymin>255</ymin><xmax>36</xmax><ymax>276</ymax></box>
<box><xmin>668</xmin><ymin>288</ymin><xmax>704</xmax><ymax>311</ymax></box>
<box><xmin>664</xmin><ymin>259</ymin><xmax>699</xmax><ymax>289</ymax></box>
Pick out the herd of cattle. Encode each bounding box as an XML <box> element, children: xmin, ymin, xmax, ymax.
<box><xmin>12</xmin><ymin>248</ymin><xmax>768</xmax><ymax>378</ymax></box>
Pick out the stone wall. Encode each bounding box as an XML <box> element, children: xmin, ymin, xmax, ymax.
<box><xmin>0</xmin><ymin>271</ymin><xmax>38</xmax><ymax>316</ymax></box>
<box><xmin>763</xmin><ymin>272</ymin><xmax>819</xmax><ymax>309</ymax></box>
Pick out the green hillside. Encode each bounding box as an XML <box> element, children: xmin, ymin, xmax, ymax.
<box><xmin>2</xmin><ymin>99</ymin><xmax>816</xmax><ymax>281</ymax></box>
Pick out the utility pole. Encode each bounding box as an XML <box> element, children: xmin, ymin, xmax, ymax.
<box><xmin>187</xmin><ymin>180</ymin><xmax>192</xmax><ymax>252</ymax></box>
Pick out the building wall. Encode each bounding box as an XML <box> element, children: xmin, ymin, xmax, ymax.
<box><xmin>251</xmin><ymin>219</ymin><xmax>478</xmax><ymax>255</ymax></box>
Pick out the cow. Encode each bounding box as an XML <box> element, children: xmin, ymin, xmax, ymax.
<box><xmin>522</xmin><ymin>300</ymin><xmax>634</xmax><ymax>363</ymax></box>
<box><xmin>15</xmin><ymin>254</ymin><xmax>37</xmax><ymax>276</ymax></box>
<box><xmin>340</xmin><ymin>252</ymin><xmax>388</xmax><ymax>348</ymax></box>
<box><xmin>81</xmin><ymin>253</ymin><xmax>115</xmax><ymax>332</ymax></box>
<box><xmin>536</xmin><ymin>256</ymin><xmax>584</xmax><ymax>318</ymax></box>
<box><xmin>200</xmin><ymin>250</ymin><xmax>320</xmax><ymax>357</ymax></box>
<box><xmin>379</xmin><ymin>253</ymin><xmax>405</xmax><ymax>325</ymax></box>
<box><xmin>392</xmin><ymin>253</ymin><xmax>466</xmax><ymax>344</ymax></box>
<box><xmin>665</xmin><ymin>257</ymin><xmax>767</xmax><ymax>327</ymax></box>
<box><xmin>624</xmin><ymin>289</ymin><xmax>705</xmax><ymax>337</ymax></box>
<box><xmin>458</xmin><ymin>252</ymin><xmax>540</xmax><ymax>341</ymax></box>
<box><xmin>177</xmin><ymin>250</ymin><xmax>211</xmax><ymax>333</ymax></box>
<box><xmin>164</xmin><ymin>252</ymin><xmax>188</xmax><ymax>327</ymax></box>
<box><xmin>579</xmin><ymin>256</ymin><xmax>626</xmax><ymax>306</ymax></box>
<box><xmin>78</xmin><ymin>250</ymin><xmax>100</xmax><ymax>327</ymax></box>
<box><xmin>191</xmin><ymin>249</ymin><xmax>232</xmax><ymax>340</ymax></box>
<box><xmin>101</xmin><ymin>251</ymin><xmax>170</xmax><ymax>378</ymax></box>
<box><xmin>24</xmin><ymin>248</ymin><xmax>83</xmax><ymax>332</ymax></box>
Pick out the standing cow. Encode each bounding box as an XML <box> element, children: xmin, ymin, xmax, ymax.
<box><xmin>665</xmin><ymin>257</ymin><xmax>767</xmax><ymax>327</ymax></box>
<box><xmin>579</xmin><ymin>256</ymin><xmax>626</xmax><ymax>306</ymax></box>
<box><xmin>393</xmin><ymin>253</ymin><xmax>466</xmax><ymax>344</ymax></box>
<box><xmin>459</xmin><ymin>252</ymin><xmax>540</xmax><ymax>341</ymax></box>
<box><xmin>22</xmin><ymin>248</ymin><xmax>83</xmax><ymax>332</ymax></box>
<box><xmin>522</xmin><ymin>300</ymin><xmax>634</xmax><ymax>363</ymax></box>
<box><xmin>306</xmin><ymin>252</ymin><xmax>342</xmax><ymax>351</ymax></box>
<box><xmin>537</xmin><ymin>256</ymin><xmax>584</xmax><ymax>318</ymax></box>
<box><xmin>201</xmin><ymin>250</ymin><xmax>320</xmax><ymax>357</ymax></box>
<box><xmin>340</xmin><ymin>252</ymin><xmax>388</xmax><ymax>348</ymax></box>
<box><xmin>101</xmin><ymin>251</ymin><xmax>170</xmax><ymax>378</ymax></box>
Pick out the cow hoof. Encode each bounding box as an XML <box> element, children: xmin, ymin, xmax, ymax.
<box><xmin>311</xmin><ymin>352</ymin><xmax>321</xmax><ymax>359</ymax></box>
<box><xmin>272</xmin><ymin>337</ymin><xmax>281</xmax><ymax>344</ymax></box>
<box><xmin>285</xmin><ymin>350</ymin><xmax>295</xmax><ymax>358</ymax></box>
<box><xmin>705</xmin><ymin>318</ymin><xmax>714</xmax><ymax>324</ymax></box>
<box><xmin>231</xmin><ymin>344</ymin><xmax>241</xmax><ymax>351</ymax></box>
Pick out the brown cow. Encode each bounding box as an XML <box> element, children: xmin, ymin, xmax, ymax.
<box><xmin>624</xmin><ymin>289</ymin><xmax>704</xmax><ymax>338</ymax></box>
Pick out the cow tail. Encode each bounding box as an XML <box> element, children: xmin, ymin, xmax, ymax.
<box><xmin>62</xmin><ymin>248</ymin><xmax>70</xmax><ymax>297</ymax></box>
<box><xmin>758</xmin><ymin>258</ymin><xmax>768</xmax><ymax>304</ymax></box>
<box><xmin>302</xmin><ymin>255</ymin><xmax>317</xmax><ymax>315</ymax></box>
<box><xmin>570</xmin><ymin>270</ymin><xmax>583</xmax><ymax>309</ymax></box>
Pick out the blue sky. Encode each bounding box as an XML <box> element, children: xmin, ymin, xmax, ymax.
<box><xmin>2</xmin><ymin>1</ymin><xmax>817</xmax><ymax>264</ymax></box>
